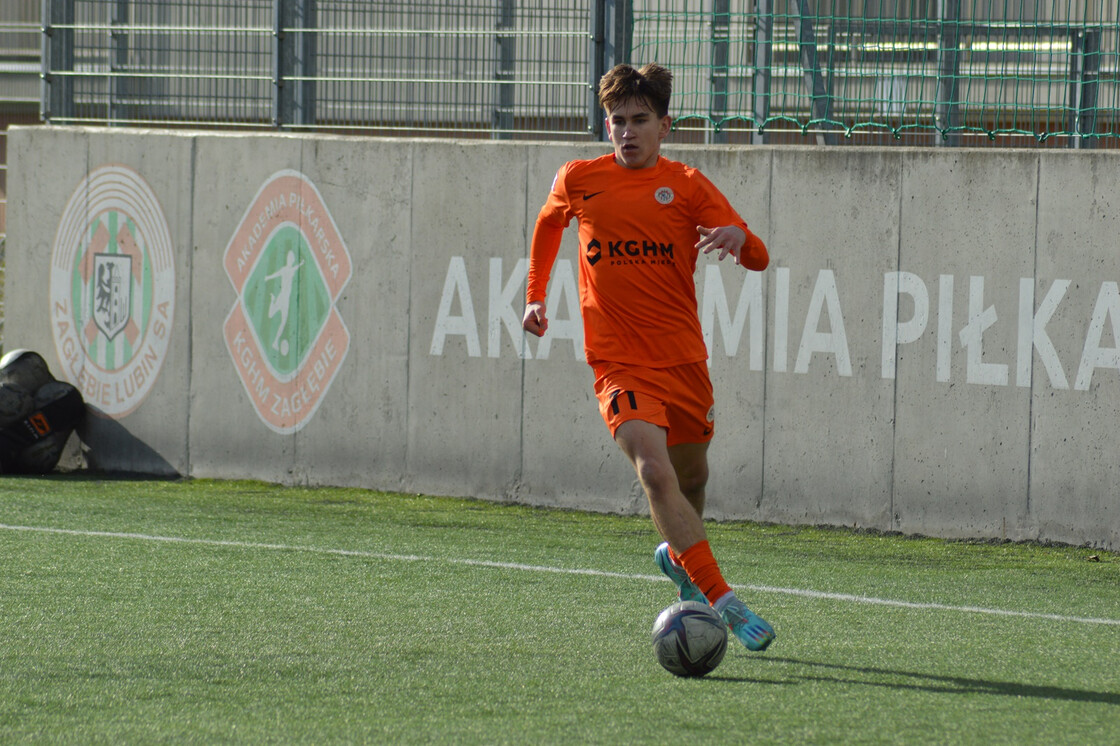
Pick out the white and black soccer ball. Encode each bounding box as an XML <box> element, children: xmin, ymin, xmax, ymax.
<box><xmin>651</xmin><ymin>600</ymin><xmax>729</xmax><ymax>677</ymax></box>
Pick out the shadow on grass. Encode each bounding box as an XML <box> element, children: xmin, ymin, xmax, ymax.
<box><xmin>717</xmin><ymin>657</ymin><xmax>1120</xmax><ymax>705</ymax></box>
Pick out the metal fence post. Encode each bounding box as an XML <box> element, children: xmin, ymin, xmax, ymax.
<box><xmin>273</xmin><ymin>0</ymin><xmax>317</xmax><ymax>128</ymax></box>
<box><xmin>589</xmin><ymin>0</ymin><xmax>604</xmax><ymax>138</ymax></box>
<box><xmin>494</xmin><ymin>0</ymin><xmax>516</xmax><ymax>139</ymax></box>
<box><xmin>41</xmin><ymin>0</ymin><xmax>75</xmax><ymax>123</ymax></box>
<box><xmin>1068</xmin><ymin>27</ymin><xmax>1101</xmax><ymax>150</ymax></box>
<box><xmin>792</xmin><ymin>0</ymin><xmax>835</xmax><ymax>145</ymax></box>
<box><xmin>751</xmin><ymin>0</ymin><xmax>772</xmax><ymax>145</ymax></box>
<box><xmin>710</xmin><ymin>0</ymin><xmax>730</xmax><ymax>144</ymax></box>
<box><xmin>110</xmin><ymin>0</ymin><xmax>131</xmax><ymax>124</ymax></box>
<box><xmin>934</xmin><ymin>0</ymin><xmax>961</xmax><ymax>147</ymax></box>
<box><xmin>604</xmin><ymin>0</ymin><xmax>632</xmax><ymax>70</ymax></box>
<box><xmin>589</xmin><ymin>0</ymin><xmax>631</xmax><ymax>140</ymax></box>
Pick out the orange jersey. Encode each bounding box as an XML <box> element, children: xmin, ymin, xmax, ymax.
<box><xmin>527</xmin><ymin>153</ymin><xmax>767</xmax><ymax>367</ymax></box>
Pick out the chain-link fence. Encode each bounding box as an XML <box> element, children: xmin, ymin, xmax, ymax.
<box><xmin>31</xmin><ymin>0</ymin><xmax>1120</xmax><ymax>146</ymax></box>
<box><xmin>42</xmin><ymin>0</ymin><xmax>591</xmax><ymax>138</ymax></box>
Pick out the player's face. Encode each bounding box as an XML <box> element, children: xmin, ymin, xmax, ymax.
<box><xmin>605</xmin><ymin>98</ymin><xmax>671</xmax><ymax>169</ymax></box>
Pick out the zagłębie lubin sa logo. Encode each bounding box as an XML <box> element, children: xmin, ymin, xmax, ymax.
<box><xmin>50</xmin><ymin>165</ymin><xmax>176</xmax><ymax>418</ymax></box>
<box><xmin>223</xmin><ymin>170</ymin><xmax>352</xmax><ymax>434</ymax></box>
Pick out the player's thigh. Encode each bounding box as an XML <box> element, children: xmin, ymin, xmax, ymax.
<box><xmin>614</xmin><ymin>418</ymin><xmax>670</xmax><ymax>464</ymax></box>
<box><xmin>613</xmin><ymin>419</ymin><xmax>677</xmax><ymax>491</ymax></box>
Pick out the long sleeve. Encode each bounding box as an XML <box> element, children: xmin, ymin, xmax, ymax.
<box><xmin>739</xmin><ymin>228</ymin><xmax>769</xmax><ymax>271</ymax></box>
<box><xmin>690</xmin><ymin>168</ymin><xmax>768</xmax><ymax>271</ymax></box>
<box><xmin>526</xmin><ymin>164</ymin><xmax>574</xmax><ymax>304</ymax></box>
<box><xmin>526</xmin><ymin>218</ymin><xmax>565</xmax><ymax>304</ymax></box>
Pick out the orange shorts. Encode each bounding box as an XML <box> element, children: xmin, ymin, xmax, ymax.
<box><xmin>591</xmin><ymin>360</ymin><xmax>715</xmax><ymax>446</ymax></box>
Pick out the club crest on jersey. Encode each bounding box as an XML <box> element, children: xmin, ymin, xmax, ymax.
<box><xmin>654</xmin><ymin>186</ymin><xmax>675</xmax><ymax>205</ymax></box>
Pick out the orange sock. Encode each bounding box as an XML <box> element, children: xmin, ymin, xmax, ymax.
<box><xmin>677</xmin><ymin>540</ymin><xmax>732</xmax><ymax>605</ymax></box>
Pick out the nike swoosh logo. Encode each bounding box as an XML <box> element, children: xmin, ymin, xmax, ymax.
<box><xmin>583</xmin><ymin>191</ymin><xmax>606</xmax><ymax>201</ymax></box>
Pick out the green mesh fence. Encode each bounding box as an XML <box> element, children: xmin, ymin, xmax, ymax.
<box><xmin>35</xmin><ymin>0</ymin><xmax>1120</xmax><ymax>146</ymax></box>
<box><xmin>631</xmin><ymin>0</ymin><xmax>1120</xmax><ymax>146</ymax></box>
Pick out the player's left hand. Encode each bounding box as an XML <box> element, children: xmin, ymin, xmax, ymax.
<box><xmin>696</xmin><ymin>225</ymin><xmax>747</xmax><ymax>264</ymax></box>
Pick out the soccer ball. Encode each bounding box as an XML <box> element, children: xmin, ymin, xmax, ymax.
<box><xmin>651</xmin><ymin>600</ymin><xmax>728</xmax><ymax>677</ymax></box>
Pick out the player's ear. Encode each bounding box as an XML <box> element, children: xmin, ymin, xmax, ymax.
<box><xmin>658</xmin><ymin>115</ymin><xmax>672</xmax><ymax>139</ymax></box>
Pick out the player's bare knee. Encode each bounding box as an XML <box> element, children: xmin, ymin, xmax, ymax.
<box><xmin>634</xmin><ymin>458</ymin><xmax>677</xmax><ymax>500</ymax></box>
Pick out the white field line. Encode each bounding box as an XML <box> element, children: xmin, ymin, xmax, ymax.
<box><xmin>3</xmin><ymin>522</ymin><xmax>1119</xmax><ymax>628</ymax></box>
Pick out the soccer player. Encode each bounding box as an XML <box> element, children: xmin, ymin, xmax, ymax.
<box><xmin>521</xmin><ymin>63</ymin><xmax>775</xmax><ymax>652</ymax></box>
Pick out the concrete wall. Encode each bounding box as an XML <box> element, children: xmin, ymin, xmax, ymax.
<box><xmin>7</xmin><ymin>126</ymin><xmax>1119</xmax><ymax>549</ymax></box>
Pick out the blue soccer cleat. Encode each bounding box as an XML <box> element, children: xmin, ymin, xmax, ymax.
<box><xmin>654</xmin><ymin>541</ymin><xmax>708</xmax><ymax>604</ymax></box>
<box><xmin>715</xmin><ymin>593</ymin><xmax>776</xmax><ymax>652</ymax></box>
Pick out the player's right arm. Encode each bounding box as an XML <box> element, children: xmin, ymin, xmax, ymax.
<box><xmin>522</xmin><ymin>219</ymin><xmax>564</xmax><ymax>336</ymax></box>
<box><xmin>523</xmin><ymin>165</ymin><xmax>574</xmax><ymax>337</ymax></box>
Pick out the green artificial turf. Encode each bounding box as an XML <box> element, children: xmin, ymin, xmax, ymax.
<box><xmin>0</xmin><ymin>476</ymin><xmax>1116</xmax><ymax>744</ymax></box>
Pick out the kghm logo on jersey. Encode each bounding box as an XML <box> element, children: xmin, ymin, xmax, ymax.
<box><xmin>50</xmin><ymin>165</ymin><xmax>175</xmax><ymax>418</ymax></box>
<box><xmin>584</xmin><ymin>236</ymin><xmax>675</xmax><ymax>268</ymax></box>
<box><xmin>223</xmin><ymin>170</ymin><xmax>352</xmax><ymax>434</ymax></box>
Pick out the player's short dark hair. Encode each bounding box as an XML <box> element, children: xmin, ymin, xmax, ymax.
<box><xmin>598</xmin><ymin>63</ymin><xmax>672</xmax><ymax>118</ymax></box>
